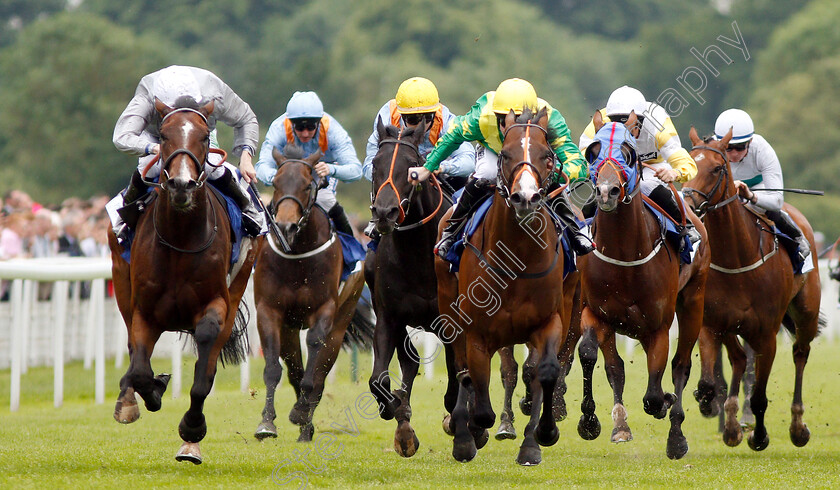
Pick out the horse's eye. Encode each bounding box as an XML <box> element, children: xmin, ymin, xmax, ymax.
<box><xmin>712</xmin><ymin>166</ymin><xmax>723</xmax><ymax>174</ymax></box>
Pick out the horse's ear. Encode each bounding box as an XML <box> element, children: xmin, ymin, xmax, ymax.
<box><xmin>718</xmin><ymin>127</ymin><xmax>733</xmax><ymax>149</ymax></box>
<box><xmin>689</xmin><ymin>126</ymin><xmax>703</xmax><ymax>146</ymax></box>
<box><xmin>593</xmin><ymin>110</ymin><xmax>604</xmax><ymax>132</ymax></box>
<box><xmin>376</xmin><ymin>116</ymin><xmax>387</xmax><ymax>138</ymax></box>
<box><xmin>584</xmin><ymin>142</ymin><xmax>601</xmax><ymax>164</ymax></box>
<box><xmin>272</xmin><ymin>147</ymin><xmax>285</xmax><ymax>165</ymax></box>
<box><xmin>625</xmin><ymin>111</ymin><xmax>638</xmax><ymax>130</ymax></box>
<box><xmin>305</xmin><ymin>150</ymin><xmax>322</xmax><ymax>166</ymax></box>
<box><xmin>536</xmin><ymin>107</ymin><xmax>549</xmax><ymax>129</ymax></box>
<box><xmin>154</xmin><ymin>97</ymin><xmax>173</xmax><ymax>117</ymax></box>
<box><xmin>505</xmin><ymin>109</ymin><xmax>516</xmax><ymax>128</ymax></box>
<box><xmin>199</xmin><ymin>99</ymin><xmax>215</xmax><ymax>118</ymax></box>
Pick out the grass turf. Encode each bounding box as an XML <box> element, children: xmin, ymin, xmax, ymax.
<box><xmin>1</xmin><ymin>337</ymin><xmax>839</xmax><ymax>489</ymax></box>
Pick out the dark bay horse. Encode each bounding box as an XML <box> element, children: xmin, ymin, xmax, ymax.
<box><xmin>684</xmin><ymin>128</ymin><xmax>822</xmax><ymax>450</ymax></box>
<box><xmin>436</xmin><ymin>108</ymin><xmax>570</xmax><ymax>466</ymax></box>
<box><xmin>253</xmin><ymin>145</ymin><xmax>366</xmax><ymax>442</ymax></box>
<box><xmin>365</xmin><ymin>121</ymin><xmax>454</xmax><ymax>457</ymax></box>
<box><xmin>108</xmin><ymin>98</ymin><xmax>257</xmax><ymax>464</ymax></box>
<box><xmin>576</xmin><ymin>112</ymin><xmax>709</xmax><ymax>459</ymax></box>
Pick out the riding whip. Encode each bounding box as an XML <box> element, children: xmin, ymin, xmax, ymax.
<box><xmin>249</xmin><ymin>182</ymin><xmax>291</xmax><ymax>253</ymax></box>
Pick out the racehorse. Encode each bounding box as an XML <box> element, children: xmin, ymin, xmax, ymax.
<box><xmin>365</xmin><ymin>121</ymin><xmax>451</xmax><ymax>457</ymax></box>
<box><xmin>108</xmin><ymin>98</ymin><xmax>257</xmax><ymax>464</ymax></box>
<box><xmin>576</xmin><ymin>111</ymin><xmax>709</xmax><ymax>459</ymax></box>
<box><xmin>253</xmin><ymin>145</ymin><xmax>366</xmax><ymax>442</ymax></box>
<box><xmin>684</xmin><ymin>128</ymin><xmax>822</xmax><ymax>450</ymax></box>
<box><xmin>436</xmin><ymin>107</ymin><xmax>570</xmax><ymax>465</ymax></box>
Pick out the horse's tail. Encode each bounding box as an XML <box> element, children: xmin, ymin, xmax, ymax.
<box><xmin>220</xmin><ymin>302</ymin><xmax>251</xmax><ymax>366</ymax></box>
<box><xmin>781</xmin><ymin>310</ymin><xmax>826</xmax><ymax>338</ymax></box>
<box><xmin>343</xmin><ymin>294</ymin><xmax>375</xmax><ymax>350</ymax></box>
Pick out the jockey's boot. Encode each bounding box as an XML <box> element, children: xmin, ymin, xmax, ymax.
<box><xmin>328</xmin><ymin>203</ymin><xmax>355</xmax><ymax>236</ymax></box>
<box><xmin>766</xmin><ymin>209</ymin><xmax>811</xmax><ymax>262</ymax></box>
<box><xmin>215</xmin><ymin>169</ymin><xmax>263</xmax><ymax>237</ymax></box>
<box><xmin>114</xmin><ymin>169</ymin><xmax>149</xmax><ymax>244</ymax></box>
<box><xmin>648</xmin><ymin>185</ymin><xmax>700</xmax><ymax>252</ymax></box>
<box><xmin>547</xmin><ymin>186</ymin><xmax>594</xmax><ymax>255</ymax></box>
<box><xmin>434</xmin><ymin>177</ymin><xmax>494</xmax><ymax>259</ymax></box>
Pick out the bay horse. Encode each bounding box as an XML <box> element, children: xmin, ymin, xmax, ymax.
<box><xmin>108</xmin><ymin>98</ymin><xmax>257</xmax><ymax>464</ymax></box>
<box><xmin>366</xmin><ymin>120</ymin><xmax>458</xmax><ymax>457</ymax></box>
<box><xmin>684</xmin><ymin>128</ymin><xmax>822</xmax><ymax>450</ymax></box>
<box><xmin>436</xmin><ymin>107</ymin><xmax>570</xmax><ymax>466</ymax></box>
<box><xmin>253</xmin><ymin>145</ymin><xmax>366</xmax><ymax>442</ymax></box>
<box><xmin>576</xmin><ymin>111</ymin><xmax>709</xmax><ymax>459</ymax></box>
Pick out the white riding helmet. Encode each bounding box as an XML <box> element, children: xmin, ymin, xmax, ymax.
<box><xmin>605</xmin><ymin>85</ymin><xmax>647</xmax><ymax>117</ymax></box>
<box><xmin>153</xmin><ymin>66</ymin><xmax>202</xmax><ymax>106</ymax></box>
<box><xmin>286</xmin><ymin>91</ymin><xmax>324</xmax><ymax>119</ymax></box>
<box><xmin>715</xmin><ymin>108</ymin><xmax>754</xmax><ymax>144</ymax></box>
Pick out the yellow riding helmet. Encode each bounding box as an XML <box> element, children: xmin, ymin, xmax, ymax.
<box><xmin>395</xmin><ymin>77</ymin><xmax>441</xmax><ymax>114</ymax></box>
<box><xmin>492</xmin><ymin>78</ymin><xmax>538</xmax><ymax>115</ymax></box>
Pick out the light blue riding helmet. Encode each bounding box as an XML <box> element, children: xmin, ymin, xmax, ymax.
<box><xmin>286</xmin><ymin>91</ymin><xmax>324</xmax><ymax>119</ymax></box>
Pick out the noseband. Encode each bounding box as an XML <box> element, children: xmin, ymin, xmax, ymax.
<box><xmin>497</xmin><ymin>123</ymin><xmax>555</xmax><ymax>202</ymax></box>
<box><xmin>683</xmin><ymin>145</ymin><xmax>738</xmax><ymax>217</ymax></box>
<box><xmin>372</xmin><ymin>130</ymin><xmax>443</xmax><ymax>231</ymax></box>
<box><xmin>269</xmin><ymin>159</ymin><xmax>322</xmax><ymax>234</ymax></box>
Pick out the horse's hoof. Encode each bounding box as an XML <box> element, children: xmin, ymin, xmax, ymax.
<box><xmin>516</xmin><ymin>442</ymin><xmax>542</xmax><ymax>466</ymax></box>
<box><xmin>536</xmin><ymin>425</ymin><xmax>559</xmax><ymax>447</ymax></box>
<box><xmin>667</xmin><ymin>432</ymin><xmax>688</xmax><ymax>460</ymax></box>
<box><xmin>495</xmin><ymin>420</ymin><xmax>517</xmax><ymax>440</ymax></box>
<box><xmin>442</xmin><ymin>414</ymin><xmax>455</xmax><ymax>437</ymax></box>
<box><xmin>519</xmin><ymin>396</ymin><xmax>532</xmax><ymax>416</ymax></box>
<box><xmin>175</xmin><ymin>442</ymin><xmax>202</xmax><ymax>465</ymax></box>
<box><xmin>255</xmin><ymin>421</ymin><xmax>278</xmax><ymax>440</ymax></box>
<box><xmin>611</xmin><ymin>428</ymin><xmax>633</xmax><ymax>443</ymax></box>
<box><xmin>472</xmin><ymin>427</ymin><xmax>489</xmax><ymax>450</ymax></box>
<box><xmin>790</xmin><ymin>424</ymin><xmax>811</xmax><ymax>447</ymax></box>
<box><xmin>297</xmin><ymin>423</ymin><xmax>315</xmax><ymax>443</ymax></box>
<box><xmin>114</xmin><ymin>390</ymin><xmax>140</xmax><ymax>424</ymax></box>
<box><xmin>453</xmin><ymin>439</ymin><xmax>477</xmax><ymax>462</ymax></box>
<box><xmin>723</xmin><ymin>427</ymin><xmax>744</xmax><ymax>447</ymax></box>
<box><xmin>578</xmin><ymin>413</ymin><xmax>601</xmax><ymax>440</ymax></box>
<box><xmin>178</xmin><ymin>415</ymin><xmax>207</xmax><ymax>443</ymax></box>
<box><xmin>394</xmin><ymin>421</ymin><xmax>419</xmax><ymax>458</ymax></box>
<box><xmin>747</xmin><ymin>430</ymin><xmax>769</xmax><ymax>451</ymax></box>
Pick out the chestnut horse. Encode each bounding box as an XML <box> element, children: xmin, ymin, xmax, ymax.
<box><xmin>684</xmin><ymin>128</ymin><xmax>822</xmax><ymax>450</ymax></box>
<box><xmin>108</xmin><ymin>99</ymin><xmax>257</xmax><ymax>464</ymax></box>
<box><xmin>253</xmin><ymin>146</ymin><xmax>366</xmax><ymax>442</ymax></box>
<box><xmin>436</xmin><ymin>107</ymin><xmax>570</xmax><ymax>466</ymax></box>
<box><xmin>576</xmin><ymin>112</ymin><xmax>709</xmax><ymax>459</ymax></box>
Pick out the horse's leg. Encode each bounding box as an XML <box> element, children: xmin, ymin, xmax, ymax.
<box><xmin>694</xmin><ymin>326</ymin><xmax>723</xmax><ymax>418</ymax></box>
<box><xmin>451</xmin><ymin>370</ymin><xmax>477</xmax><ymax>462</ymax></box>
<box><xmin>441</xmin><ymin>342</ymin><xmax>458</xmax><ymax>436</ymax></box>
<box><xmin>533</xmin><ymin>313</ymin><xmax>563</xmax><ymax>447</ymax></box>
<box><xmin>393</xmin><ymin>327</ymin><xmax>421</xmax><ymax>457</ymax></box>
<box><xmin>787</xmin><ymin>290</ymin><xmax>820</xmax><ymax>447</ymax></box>
<box><xmin>745</xmin><ymin>332</ymin><xmax>778</xmax><ymax>452</ymax></box>
<box><xmin>577</xmin><ymin>308</ymin><xmax>601</xmax><ymax>440</ymax></box>
<box><xmin>255</xmin><ymin>307</ymin><xmax>284</xmax><ymax>440</ymax></box>
<box><xmin>740</xmin><ymin>341</ymin><xmax>756</xmax><ymax>427</ymax></box>
<box><xmin>721</xmin><ymin>334</ymin><xmax>747</xmax><ymax>447</ymax></box>
<box><xmin>600</xmin><ymin>332</ymin><xmax>630</xmax><ymax>443</ymax></box>
<box><xmin>555</xmin><ymin>282</ymin><xmax>582</xmax><ymax>422</ymax></box>
<box><xmin>641</xmin><ymin>327</ymin><xmax>672</xmax><ymax>420</ymax></box>
<box><xmin>519</xmin><ymin>345</ymin><xmax>537</xmax><ymax>416</ymax></box>
<box><xmin>293</xmin><ymin>303</ymin><xmax>342</xmax><ymax>443</ymax></box>
<box><xmin>176</xmin><ymin>304</ymin><xmax>228</xmax><ymax>464</ymax></box>
<box><xmin>517</xmin><ymin>359</ymin><xmax>544</xmax><ymax>466</ymax></box>
<box><xmin>714</xmin><ymin>344</ymin><xmax>729</xmax><ymax>432</ymax></box>
<box><xmin>496</xmin><ymin>346</ymin><xmax>518</xmax><ymax>440</ymax></box>
<box><xmin>466</xmin><ymin>338</ymin><xmax>495</xmax><ymax>432</ymax></box>
<box><xmin>277</xmin><ymin>326</ymin><xmax>309</xmax><ymax>441</ymax></box>
<box><xmin>115</xmin><ymin>318</ymin><xmax>165</xmax><ymax>423</ymax></box>
<box><xmin>368</xmin><ymin>314</ymin><xmax>400</xmax><ymax>421</ymax></box>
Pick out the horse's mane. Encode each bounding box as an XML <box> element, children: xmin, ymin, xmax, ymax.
<box><xmin>702</xmin><ymin>134</ymin><xmax>716</xmax><ymax>144</ymax></box>
<box><xmin>382</xmin><ymin>123</ymin><xmax>420</xmax><ymax>140</ymax></box>
<box><xmin>283</xmin><ymin>143</ymin><xmax>307</xmax><ymax>160</ymax></box>
<box><xmin>515</xmin><ymin>107</ymin><xmax>557</xmax><ymax>141</ymax></box>
<box><xmin>171</xmin><ymin>95</ymin><xmax>202</xmax><ymax>110</ymax></box>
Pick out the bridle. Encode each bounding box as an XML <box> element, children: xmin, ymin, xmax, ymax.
<box><xmin>588</xmin><ymin>123</ymin><xmax>641</xmax><ymax>205</ymax></box>
<box><xmin>496</xmin><ymin>123</ymin><xmax>557</xmax><ymax>203</ymax></box>
<box><xmin>269</xmin><ymin>159</ymin><xmax>322</xmax><ymax>234</ymax></box>
<box><xmin>682</xmin><ymin>144</ymin><xmax>738</xmax><ymax>218</ymax></box>
<box><xmin>372</xmin><ymin>129</ymin><xmax>443</xmax><ymax>231</ymax></box>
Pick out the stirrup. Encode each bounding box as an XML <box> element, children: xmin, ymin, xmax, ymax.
<box><xmin>434</xmin><ymin>232</ymin><xmax>456</xmax><ymax>259</ymax></box>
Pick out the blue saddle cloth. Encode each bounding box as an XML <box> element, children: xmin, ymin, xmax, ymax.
<box><xmin>445</xmin><ymin>191</ymin><xmax>575</xmax><ymax>278</ymax></box>
<box><xmin>336</xmin><ymin>230</ymin><xmax>366</xmax><ymax>281</ymax></box>
<box><xmin>120</xmin><ymin>183</ymin><xmax>247</xmax><ymax>266</ymax></box>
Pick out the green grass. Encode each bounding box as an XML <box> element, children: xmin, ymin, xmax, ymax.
<box><xmin>1</xmin><ymin>338</ymin><xmax>840</xmax><ymax>489</ymax></box>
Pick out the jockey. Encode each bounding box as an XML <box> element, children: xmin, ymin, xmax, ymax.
<box><xmin>111</xmin><ymin>65</ymin><xmax>263</xmax><ymax>243</ymax></box>
<box><xmin>362</xmin><ymin>76</ymin><xmax>476</xmax><ymax>237</ymax></box>
<box><xmin>255</xmin><ymin>91</ymin><xmax>362</xmax><ymax>237</ymax></box>
<box><xmin>579</xmin><ymin>85</ymin><xmax>700</xmax><ymax>249</ymax></box>
<box><xmin>409</xmin><ymin>78</ymin><xmax>594</xmax><ymax>259</ymax></box>
<box><xmin>714</xmin><ymin>108</ymin><xmax>810</xmax><ymax>261</ymax></box>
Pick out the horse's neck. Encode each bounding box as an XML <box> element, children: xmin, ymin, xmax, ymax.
<box><xmin>594</xmin><ymin>198</ymin><xmax>658</xmax><ymax>253</ymax></box>
<box><xmin>705</xmin><ymin>200</ymin><xmax>765</xmax><ymax>263</ymax></box>
<box><xmin>481</xmin><ymin>196</ymin><xmax>556</xmax><ymax>265</ymax></box>
<box><xmin>157</xmin><ymin>189</ymin><xmax>216</xmax><ymax>248</ymax></box>
<box><xmin>293</xmin><ymin>208</ymin><xmax>332</xmax><ymax>251</ymax></box>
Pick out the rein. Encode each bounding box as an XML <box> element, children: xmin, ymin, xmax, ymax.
<box><xmin>373</xmin><ymin>131</ymin><xmax>444</xmax><ymax>231</ymax></box>
<box><xmin>496</xmin><ymin>123</ymin><xmax>559</xmax><ymax>202</ymax></box>
<box><xmin>682</xmin><ymin>145</ymin><xmax>738</xmax><ymax>217</ymax></box>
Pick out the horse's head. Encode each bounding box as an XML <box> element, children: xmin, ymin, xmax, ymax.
<box><xmin>270</xmin><ymin>144</ymin><xmax>322</xmax><ymax>244</ymax></box>
<box><xmin>683</xmin><ymin>127</ymin><xmax>734</xmax><ymax>218</ymax></box>
<box><xmin>370</xmin><ymin>119</ymin><xmax>427</xmax><ymax>234</ymax></box>
<box><xmin>584</xmin><ymin>111</ymin><xmax>639</xmax><ymax>213</ymax></box>
<box><xmin>155</xmin><ymin>97</ymin><xmax>215</xmax><ymax>210</ymax></box>
<box><xmin>498</xmin><ymin>107</ymin><xmax>555</xmax><ymax>220</ymax></box>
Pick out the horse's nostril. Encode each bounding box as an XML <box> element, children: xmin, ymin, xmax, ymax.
<box><xmin>510</xmin><ymin>193</ymin><xmax>523</xmax><ymax>204</ymax></box>
<box><xmin>528</xmin><ymin>193</ymin><xmax>541</xmax><ymax>205</ymax></box>
<box><xmin>610</xmin><ymin>187</ymin><xmax>620</xmax><ymax>198</ymax></box>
